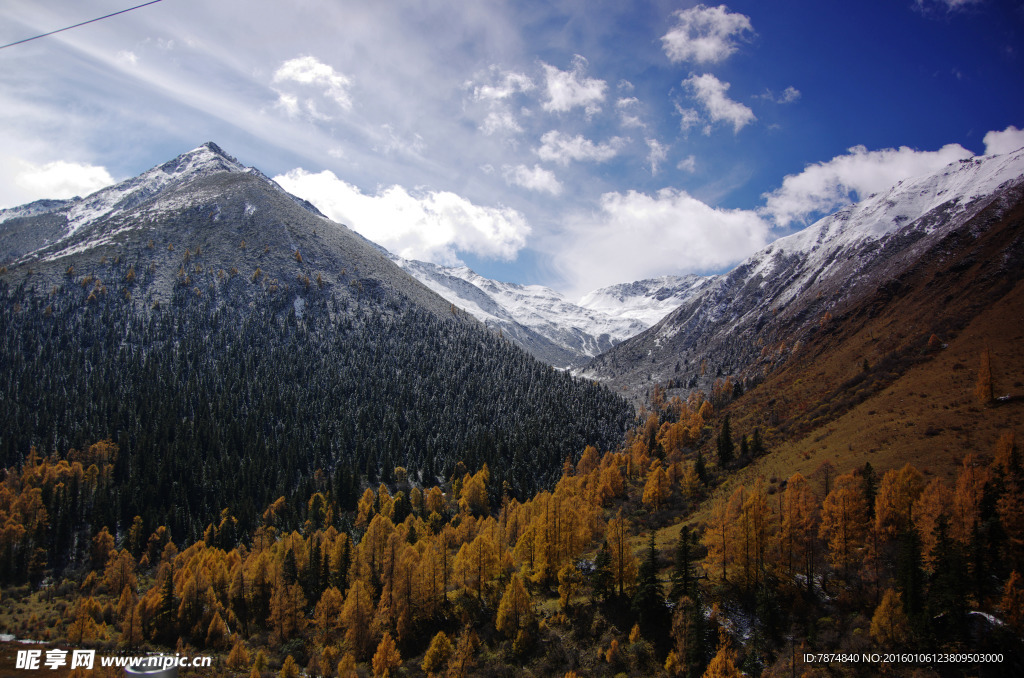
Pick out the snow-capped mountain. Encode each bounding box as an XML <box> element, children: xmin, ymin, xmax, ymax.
<box><xmin>582</xmin><ymin>147</ymin><xmax>1024</xmax><ymax>399</ymax></box>
<box><xmin>577</xmin><ymin>275</ymin><xmax>715</xmax><ymax>327</ymax></box>
<box><xmin>390</xmin><ymin>256</ymin><xmax>713</xmax><ymax>368</ymax></box>
<box><xmin>0</xmin><ymin>143</ymin><xmax>468</xmax><ymax>320</ymax></box>
<box><xmin>0</xmin><ymin>143</ymin><xmax>326</xmax><ymax>265</ymax></box>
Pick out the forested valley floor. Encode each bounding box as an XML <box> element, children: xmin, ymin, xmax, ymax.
<box><xmin>1</xmin><ymin>390</ymin><xmax>1022</xmax><ymax>677</ymax></box>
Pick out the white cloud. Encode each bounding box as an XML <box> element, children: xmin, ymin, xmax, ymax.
<box><xmin>684</xmin><ymin>74</ymin><xmax>755</xmax><ymax>133</ymax></box>
<box><xmin>983</xmin><ymin>125</ymin><xmax>1024</xmax><ymax>156</ymax></box>
<box><xmin>117</xmin><ymin>51</ymin><xmax>139</xmax><ymax>66</ymax></box>
<box><xmin>480</xmin><ymin>109</ymin><xmax>523</xmax><ymax>135</ymax></box>
<box><xmin>0</xmin><ymin>156</ymin><xmax>116</xmax><ymax>207</ymax></box>
<box><xmin>616</xmin><ymin>97</ymin><xmax>645</xmax><ymax>129</ymax></box>
<box><xmin>914</xmin><ymin>0</ymin><xmax>983</xmax><ymax>11</ymax></box>
<box><xmin>468</xmin><ymin>67</ymin><xmax>534</xmax><ymax>101</ymax></box>
<box><xmin>374</xmin><ymin>124</ymin><xmax>426</xmax><ymax>157</ymax></box>
<box><xmin>675</xmin><ymin>104</ymin><xmax>702</xmax><ymax>134</ymax></box>
<box><xmin>271</xmin><ymin>56</ymin><xmax>353</xmax><ymax>118</ymax></box>
<box><xmin>541</xmin><ymin>55</ymin><xmax>607</xmax><ymax>116</ymax></box>
<box><xmin>677</xmin><ymin>155</ymin><xmax>697</xmax><ymax>173</ymax></box>
<box><xmin>759</xmin><ymin>86</ymin><xmax>801</xmax><ymax>104</ymax></box>
<box><xmin>536</xmin><ymin>131</ymin><xmax>625</xmax><ymax>165</ymax></box>
<box><xmin>554</xmin><ymin>188</ymin><xmax>770</xmax><ymax>296</ymax></box>
<box><xmin>761</xmin><ymin>142</ymin><xmax>974</xmax><ymax>227</ymax></box>
<box><xmin>274</xmin><ymin>169</ymin><xmax>530</xmax><ymax>265</ymax></box>
<box><xmin>465</xmin><ymin>67</ymin><xmax>534</xmax><ymax>136</ymax></box>
<box><xmin>779</xmin><ymin>86</ymin><xmax>801</xmax><ymax>103</ymax></box>
<box><xmin>661</xmin><ymin>4</ymin><xmax>754</xmax><ymax>64</ymax></box>
<box><xmin>503</xmin><ymin>164</ymin><xmax>563</xmax><ymax>195</ymax></box>
<box><xmin>646</xmin><ymin>139</ymin><xmax>669</xmax><ymax>175</ymax></box>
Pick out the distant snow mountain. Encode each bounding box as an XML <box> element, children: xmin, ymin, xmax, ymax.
<box><xmin>390</xmin><ymin>257</ymin><xmax>713</xmax><ymax>368</ymax></box>
<box><xmin>582</xmin><ymin>147</ymin><xmax>1024</xmax><ymax>400</ymax></box>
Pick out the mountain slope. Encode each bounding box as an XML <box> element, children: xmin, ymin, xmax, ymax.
<box><xmin>0</xmin><ymin>143</ymin><xmax>633</xmax><ymax>537</ymax></box>
<box><xmin>392</xmin><ymin>256</ymin><xmax>713</xmax><ymax>368</ymax></box>
<box><xmin>582</xmin><ymin>149</ymin><xmax>1024</xmax><ymax>403</ymax></box>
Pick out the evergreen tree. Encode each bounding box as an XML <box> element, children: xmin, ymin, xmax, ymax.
<box><xmin>670</xmin><ymin>526</ymin><xmax>696</xmax><ymax>602</ymax></box>
<box><xmin>895</xmin><ymin>527</ymin><xmax>924</xmax><ymax>625</ymax></box>
<box><xmin>592</xmin><ymin>541</ymin><xmax>614</xmax><ymax>602</ymax></box>
<box><xmin>716</xmin><ymin>415</ymin><xmax>734</xmax><ymax>467</ymax></box>
<box><xmin>632</xmin><ymin>531</ymin><xmax>665</xmax><ymax>627</ymax></box>
<box><xmin>861</xmin><ymin>462</ymin><xmax>879</xmax><ymax>520</ymax></box>
<box><xmin>694</xmin><ymin>451</ymin><xmax>708</xmax><ymax>485</ymax></box>
<box><xmin>927</xmin><ymin>515</ymin><xmax>967</xmax><ymax>639</ymax></box>
<box><xmin>750</xmin><ymin>428</ymin><xmax>765</xmax><ymax>458</ymax></box>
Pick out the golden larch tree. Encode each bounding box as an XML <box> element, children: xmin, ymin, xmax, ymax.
<box><xmin>606</xmin><ymin>509</ymin><xmax>638</xmax><ymax>597</ymax></box>
<box><xmin>421</xmin><ymin>630</ymin><xmax>454</xmax><ymax>676</ymax></box>
<box><xmin>780</xmin><ymin>472</ymin><xmax>819</xmax><ymax>587</ymax></box>
<box><xmin>495</xmin><ymin>572</ymin><xmax>533</xmax><ymax>637</ymax></box>
<box><xmin>340</xmin><ymin>578</ymin><xmax>376</xmax><ymax>659</ymax></box>
<box><xmin>819</xmin><ymin>472</ymin><xmax>869</xmax><ymax>576</ymax></box>
<box><xmin>372</xmin><ymin>631</ymin><xmax>402</xmax><ymax>678</ymax></box>
<box><xmin>870</xmin><ymin>588</ymin><xmax>911</xmax><ymax>646</ymax></box>
<box><xmin>642</xmin><ymin>463</ymin><xmax>671</xmax><ymax>512</ymax></box>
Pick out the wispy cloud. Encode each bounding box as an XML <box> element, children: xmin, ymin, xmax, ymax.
<box><xmin>661</xmin><ymin>4</ymin><xmax>754</xmax><ymax>64</ymax></box>
<box><xmin>468</xmin><ymin>67</ymin><xmax>534</xmax><ymax>101</ymax></box>
<box><xmin>646</xmin><ymin>138</ymin><xmax>669</xmax><ymax>175</ymax></box>
<box><xmin>616</xmin><ymin>97</ymin><xmax>645</xmax><ymax>129</ymax></box>
<box><xmin>914</xmin><ymin>0</ymin><xmax>984</xmax><ymax>13</ymax></box>
<box><xmin>758</xmin><ymin>86</ymin><xmax>801</xmax><ymax>104</ymax></box>
<box><xmin>536</xmin><ymin>130</ymin><xmax>625</xmax><ymax>165</ymax></box>
<box><xmin>480</xmin><ymin>110</ymin><xmax>524</xmax><ymax>136</ymax></box>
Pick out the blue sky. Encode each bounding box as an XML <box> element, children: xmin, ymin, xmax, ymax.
<box><xmin>1</xmin><ymin>0</ymin><xmax>1022</xmax><ymax>298</ymax></box>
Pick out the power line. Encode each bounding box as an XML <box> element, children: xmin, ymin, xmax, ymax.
<box><xmin>0</xmin><ymin>0</ymin><xmax>164</xmax><ymax>50</ymax></box>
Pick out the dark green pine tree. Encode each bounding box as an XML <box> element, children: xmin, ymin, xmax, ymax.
<box><xmin>670</xmin><ymin>526</ymin><xmax>696</xmax><ymax>602</ymax></box>
<box><xmin>156</xmin><ymin>563</ymin><xmax>177</xmax><ymax>644</ymax></box>
<box><xmin>632</xmin><ymin>532</ymin><xmax>665</xmax><ymax>627</ymax></box>
<box><xmin>895</xmin><ymin>527</ymin><xmax>925</xmax><ymax>628</ymax></box>
<box><xmin>331</xmin><ymin>538</ymin><xmax>351</xmax><ymax>593</ymax></box>
<box><xmin>282</xmin><ymin>546</ymin><xmax>298</xmax><ymax>586</ymax></box>
<box><xmin>695</xmin><ymin>451</ymin><xmax>708</xmax><ymax>485</ymax></box>
<box><xmin>861</xmin><ymin>462</ymin><xmax>879</xmax><ymax>520</ymax></box>
<box><xmin>716</xmin><ymin>415</ymin><xmax>734</xmax><ymax>467</ymax></box>
<box><xmin>927</xmin><ymin>514</ymin><xmax>967</xmax><ymax>640</ymax></box>
<box><xmin>304</xmin><ymin>537</ymin><xmax>322</xmax><ymax>602</ymax></box>
<box><xmin>592</xmin><ymin>541</ymin><xmax>614</xmax><ymax>602</ymax></box>
<box><xmin>750</xmin><ymin>427</ymin><xmax>766</xmax><ymax>457</ymax></box>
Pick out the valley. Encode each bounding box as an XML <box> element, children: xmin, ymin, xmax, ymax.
<box><xmin>1</xmin><ymin>142</ymin><xmax>1022</xmax><ymax>677</ymax></box>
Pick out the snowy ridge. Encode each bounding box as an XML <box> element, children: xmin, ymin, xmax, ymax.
<box><xmin>583</xmin><ymin>147</ymin><xmax>1024</xmax><ymax>395</ymax></box>
<box><xmin>743</xmin><ymin>148</ymin><xmax>1024</xmax><ymax>311</ymax></box>
<box><xmin>0</xmin><ymin>199</ymin><xmax>77</xmax><ymax>224</ymax></box>
<box><xmin>391</xmin><ymin>257</ymin><xmax>712</xmax><ymax>367</ymax></box>
<box><xmin>2</xmin><ymin>143</ymin><xmax>330</xmax><ymax>267</ymax></box>
<box><xmin>577</xmin><ymin>275</ymin><xmax>716</xmax><ymax>327</ymax></box>
<box><xmin>62</xmin><ymin>142</ymin><xmax>249</xmax><ymax>236</ymax></box>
